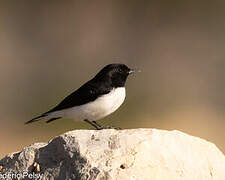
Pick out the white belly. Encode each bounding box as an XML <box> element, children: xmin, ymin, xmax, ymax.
<box><xmin>51</xmin><ymin>87</ymin><xmax>126</xmax><ymax>121</ymax></box>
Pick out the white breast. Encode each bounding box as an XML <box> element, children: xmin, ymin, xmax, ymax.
<box><xmin>51</xmin><ymin>87</ymin><xmax>126</xmax><ymax>121</ymax></box>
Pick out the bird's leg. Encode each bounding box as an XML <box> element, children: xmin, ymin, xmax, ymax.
<box><xmin>92</xmin><ymin>121</ymin><xmax>102</xmax><ymax>127</ymax></box>
<box><xmin>92</xmin><ymin>121</ymin><xmax>122</xmax><ymax>130</ymax></box>
<box><xmin>84</xmin><ymin>119</ymin><xmax>103</xmax><ymax>130</ymax></box>
<box><xmin>84</xmin><ymin>119</ymin><xmax>122</xmax><ymax>130</ymax></box>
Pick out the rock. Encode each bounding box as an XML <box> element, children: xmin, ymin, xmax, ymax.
<box><xmin>0</xmin><ymin>129</ymin><xmax>225</xmax><ymax>180</ymax></box>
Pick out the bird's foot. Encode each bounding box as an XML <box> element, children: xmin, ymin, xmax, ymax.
<box><xmin>95</xmin><ymin>125</ymin><xmax>122</xmax><ymax>130</ymax></box>
<box><xmin>84</xmin><ymin>119</ymin><xmax>122</xmax><ymax>130</ymax></box>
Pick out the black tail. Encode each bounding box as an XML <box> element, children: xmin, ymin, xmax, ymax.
<box><xmin>25</xmin><ymin>114</ymin><xmax>48</xmax><ymax>124</ymax></box>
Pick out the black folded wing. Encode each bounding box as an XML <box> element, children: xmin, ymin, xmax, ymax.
<box><xmin>46</xmin><ymin>80</ymin><xmax>111</xmax><ymax>113</ymax></box>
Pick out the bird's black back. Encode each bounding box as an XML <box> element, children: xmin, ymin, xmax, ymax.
<box><xmin>46</xmin><ymin>79</ymin><xmax>112</xmax><ymax>113</ymax></box>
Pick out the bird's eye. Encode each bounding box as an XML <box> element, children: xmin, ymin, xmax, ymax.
<box><xmin>118</xmin><ymin>69</ymin><xmax>123</xmax><ymax>73</ymax></box>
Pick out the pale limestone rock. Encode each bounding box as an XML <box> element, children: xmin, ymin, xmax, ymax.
<box><xmin>0</xmin><ymin>129</ymin><xmax>225</xmax><ymax>180</ymax></box>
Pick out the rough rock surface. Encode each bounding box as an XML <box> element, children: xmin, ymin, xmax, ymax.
<box><xmin>0</xmin><ymin>129</ymin><xmax>225</xmax><ymax>180</ymax></box>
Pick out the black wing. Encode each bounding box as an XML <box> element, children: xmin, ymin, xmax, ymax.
<box><xmin>46</xmin><ymin>80</ymin><xmax>111</xmax><ymax>113</ymax></box>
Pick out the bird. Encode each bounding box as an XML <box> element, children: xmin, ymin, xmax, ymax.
<box><xmin>25</xmin><ymin>63</ymin><xmax>137</xmax><ymax>130</ymax></box>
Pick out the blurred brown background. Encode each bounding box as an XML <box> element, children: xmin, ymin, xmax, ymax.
<box><xmin>1</xmin><ymin>0</ymin><xmax>225</xmax><ymax>158</ymax></box>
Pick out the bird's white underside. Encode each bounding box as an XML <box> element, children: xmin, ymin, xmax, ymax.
<box><xmin>48</xmin><ymin>87</ymin><xmax>126</xmax><ymax>121</ymax></box>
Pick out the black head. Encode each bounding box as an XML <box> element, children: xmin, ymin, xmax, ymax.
<box><xmin>94</xmin><ymin>64</ymin><xmax>134</xmax><ymax>87</ymax></box>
